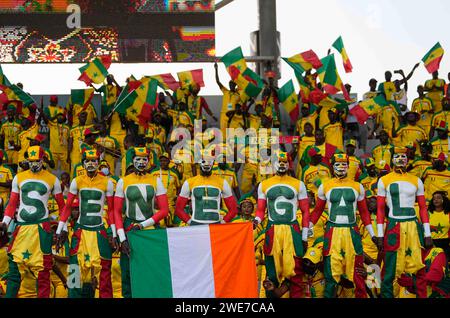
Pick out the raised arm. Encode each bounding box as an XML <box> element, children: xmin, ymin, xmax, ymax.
<box><xmin>214</xmin><ymin>61</ymin><xmax>225</xmax><ymax>90</ymax></box>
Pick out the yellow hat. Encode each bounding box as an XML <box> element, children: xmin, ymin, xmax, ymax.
<box><xmin>82</xmin><ymin>149</ymin><xmax>100</xmax><ymax>161</ymax></box>
<box><xmin>277</xmin><ymin>151</ymin><xmax>289</xmax><ymax>162</ymax></box>
<box><xmin>346</xmin><ymin>139</ymin><xmax>357</xmax><ymax>147</ymax></box>
<box><xmin>159</xmin><ymin>152</ymin><xmax>170</xmax><ymax>159</ymax></box>
<box><xmin>27</xmin><ymin>146</ymin><xmax>45</xmax><ymax>161</ymax></box>
<box><xmin>332</xmin><ymin>153</ymin><xmax>349</xmax><ymax>163</ymax></box>
<box><xmin>394</xmin><ymin>146</ymin><xmax>408</xmax><ymax>155</ymax></box>
<box><xmin>134</xmin><ymin>147</ymin><xmax>149</xmax><ymax>157</ymax></box>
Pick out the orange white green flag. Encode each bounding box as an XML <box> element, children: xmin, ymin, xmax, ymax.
<box><xmin>128</xmin><ymin>223</ymin><xmax>258</xmax><ymax>298</ymax></box>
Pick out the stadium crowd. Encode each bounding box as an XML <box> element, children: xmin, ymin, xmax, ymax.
<box><xmin>0</xmin><ymin>58</ymin><xmax>449</xmax><ymax>298</ymax></box>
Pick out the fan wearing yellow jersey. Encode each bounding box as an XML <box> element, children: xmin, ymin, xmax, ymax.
<box><xmin>0</xmin><ymin>150</ymin><xmax>14</xmax><ymax>212</ymax></box>
<box><xmin>429</xmin><ymin>121</ymin><xmax>449</xmax><ymax>164</ymax></box>
<box><xmin>254</xmin><ymin>152</ymin><xmax>311</xmax><ymax>298</ymax></box>
<box><xmin>310</xmin><ymin>153</ymin><xmax>375</xmax><ymax>298</ymax></box>
<box><xmin>55</xmin><ymin>149</ymin><xmax>116</xmax><ymax>298</ymax></box>
<box><xmin>428</xmin><ymin>191</ymin><xmax>450</xmax><ymax>258</ymax></box>
<box><xmin>424</xmin><ymin>71</ymin><xmax>445</xmax><ymax>112</ymax></box>
<box><xmin>0</xmin><ymin>105</ymin><xmax>22</xmax><ymax>167</ymax></box>
<box><xmin>422</xmin><ymin>152</ymin><xmax>450</xmax><ymax>201</ymax></box>
<box><xmin>375</xmin><ymin>147</ymin><xmax>433</xmax><ymax>298</ymax></box>
<box><xmin>0</xmin><ymin>146</ymin><xmax>65</xmax><ymax>298</ymax></box>
<box><xmin>113</xmin><ymin>147</ymin><xmax>169</xmax><ymax>298</ymax></box>
<box><xmin>175</xmin><ymin>151</ymin><xmax>238</xmax><ymax>226</ymax></box>
<box><xmin>150</xmin><ymin>152</ymin><xmax>180</xmax><ymax>227</ymax></box>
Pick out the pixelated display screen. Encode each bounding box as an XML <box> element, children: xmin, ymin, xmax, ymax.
<box><xmin>0</xmin><ymin>0</ymin><xmax>215</xmax><ymax>63</ymax></box>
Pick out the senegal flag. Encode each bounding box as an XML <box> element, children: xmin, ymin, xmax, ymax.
<box><xmin>3</xmin><ymin>84</ymin><xmax>35</xmax><ymax>107</ymax></box>
<box><xmin>70</xmin><ymin>88</ymin><xmax>95</xmax><ymax>112</ymax></box>
<box><xmin>317</xmin><ymin>54</ymin><xmax>350</xmax><ymax>100</ymax></box>
<box><xmin>115</xmin><ymin>77</ymin><xmax>158</xmax><ymax>127</ymax></box>
<box><xmin>220</xmin><ymin>47</ymin><xmax>247</xmax><ymax>80</ymax></box>
<box><xmin>149</xmin><ymin>73</ymin><xmax>180</xmax><ymax>91</ymax></box>
<box><xmin>332</xmin><ymin>36</ymin><xmax>353</xmax><ymax>73</ymax></box>
<box><xmin>128</xmin><ymin>223</ymin><xmax>258</xmax><ymax>298</ymax></box>
<box><xmin>422</xmin><ymin>42</ymin><xmax>444</xmax><ymax>74</ymax></box>
<box><xmin>78</xmin><ymin>55</ymin><xmax>112</xmax><ymax>86</ymax></box>
<box><xmin>0</xmin><ymin>65</ymin><xmax>11</xmax><ymax>89</ymax></box>
<box><xmin>234</xmin><ymin>67</ymin><xmax>264</xmax><ymax>98</ymax></box>
<box><xmin>177</xmin><ymin>69</ymin><xmax>204</xmax><ymax>88</ymax></box>
<box><xmin>278</xmin><ymin>80</ymin><xmax>299</xmax><ymax>122</ymax></box>
<box><xmin>282</xmin><ymin>50</ymin><xmax>322</xmax><ymax>74</ymax></box>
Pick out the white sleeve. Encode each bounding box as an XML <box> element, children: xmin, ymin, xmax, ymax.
<box><xmin>115</xmin><ymin>179</ymin><xmax>125</xmax><ymax>198</ymax></box>
<box><xmin>416</xmin><ymin>178</ymin><xmax>425</xmax><ymax>196</ymax></box>
<box><xmin>298</xmin><ymin>181</ymin><xmax>308</xmax><ymax>200</ymax></box>
<box><xmin>106</xmin><ymin>179</ymin><xmax>114</xmax><ymax>197</ymax></box>
<box><xmin>11</xmin><ymin>176</ymin><xmax>19</xmax><ymax>193</ymax></box>
<box><xmin>156</xmin><ymin>177</ymin><xmax>167</xmax><ymax>196</ymax></box>
<box><xmin>179</xmin><ymin>181</ymin><xmax>191</xmax><ymax>199</ymax></box>
<box><xmin>357</xmin><ymin>184</ymin><xmax>365</xmax><ymax>202</ymax></box>
<box><xmin>69</xmin><ymin>178</ymin><xmax>78</xmax><ymax>195</ymax></box>
<box><xmin>222</xmin><ymin>179</ymin><xmax>233</xmax><ymax>199</ymax></box>
<box><xmin>317</xmin><ymin>184</ymin><xmax>326</xmax><ymax>201</ymax></box>
<box><xmin>52</xmin><ymin>178</ymin><xmax>62</xmax><ymax>196</ymax></box>
<box><xmin>377</xmin><ymin>178</ymin><xmax>386</xmax><ymax>197</ymax></box>
<box><xmin>257</xmin><ymin>183</ymin><xmax>266</xmax><ymax>200</ymax></box>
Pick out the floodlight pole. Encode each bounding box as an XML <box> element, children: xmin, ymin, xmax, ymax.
<box><xmin>258</xmin><ymin>0</ymin><xmax>279</xmax><ymax>83</ymax></box>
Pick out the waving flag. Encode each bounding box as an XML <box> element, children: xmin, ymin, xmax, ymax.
<box><xmin>70</xmin><ymin>88</ymin><xmax>95</xmax><ymax>112</ymax></box>
<box><xmin>317</xmin><ymin>54</ymin><xmax>350</xmax><ymax>100</ymax></box>
<box><xmin>78</xmin><ymin>55</ymin><xmax>112</xmax><ymax>86</ymax></box>
<box><xmin>282</xmin><ymin>50</ymin><xmax>322</xmax><ymax>74</ymax></box>
<box><xmin>332</xmin><ymin>36</ymin><xmax>353</xmax><ymax>73</ymax></box>
<box><xmin>278</xmin><ymin>80</ymin><xmax>299</xmax><ymax>122</ymax></box>
<box><xmin>234</xmin><ymin>68</ymin><xmax>264</xmax><ymax>98</ymax></box>
<box><xmin>0</xmin><ymin>65</ymin><xmax>11</xmax><ymax>89</ymax></box>
<box><xmin>115</xmin><ymin>77</ymin><xmax>158</xmax><ymax>127</ymax></box>
<box><xmin>128</xmin><ymin>223</ymin><xmax>258</xmax><ymax>298</ymax></box>
<box><xmin>177</xmin><ymin>69</ymin><xmax>204</xmax><ymax>88</ymax></box>
<box><xmin>149</xmin><ymin>73</ymin><xmax>180</xmax><ymax>91</ymax></box>
<box><xmin>220</xmin><ymin>47</ymin><xmax>247</xmax><ymax>80</ymax></box>
<box><xmin>422</xmin><ymin>42</ymin><xmax>444</xmax><ymax>74</ymax></box>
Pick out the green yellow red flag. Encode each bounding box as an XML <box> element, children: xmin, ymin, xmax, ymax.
<box><xmin>332</xmin><ymin>36</ymin><xmax>353</xmax><ymax>73</ymax></box>
<box><xmin>78</xmin><ymin>55</ymin><xmax>112</xmax><ymax>86</ymax></box>
<box><xmin>422</xmin><ymin>42</ymin><xmax>444</xmax><ymax>74</ymax></box>
<box><xmin>278</xmin><ymin>80</ymin><xmax>299</xmax><ymax>122</ymax></box>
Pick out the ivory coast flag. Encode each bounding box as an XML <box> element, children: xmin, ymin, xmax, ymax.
<box><xmin>128</xmin><ymin>223</ymin><xmax>258</xmax><ymax>298</ymax></box>
<box><xmin>332</xmin><ymin>36</ymin><xmax>353</xmax><ymax>73</ymax></box>
<box><xmin>70</xmin><ymin>88</ymin><xmax>95</xmax><ymax>111</ymax></box>
<box><xmin>149</xmin><ymin>73</ymin><xmax>180</xmax><ymax>91</ymax></box>
<box><xmin>177</xmin><ymin>69</ymin><xmax>205</xmax><ymax>88</ymax></box>
<box><xmin>278</xmin><ymin>80</ymin><xmax>299</xmax><ymax>122</ymax></box>
<box><xmin>78</xmin><ymin>55</ymin><xmax>112</xmax><ymax>86</ymax></box>
<box><xmin>282</xmin><ymin>50</ymin><xmax>322</xmax><ymax>74</ymax></box>
<box><xmin>220</xmin><ymin>46</ymin><xmax>247</xmax><ymax>80</ymax></box>
<box><xmin>422</xmin><ymin>42</ymin><xmax>444</xmax><ymax>74</ymax></box>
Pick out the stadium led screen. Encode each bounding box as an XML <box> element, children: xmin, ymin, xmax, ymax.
<box><xmin>0</xmin><ymin>0</ymin><xmax>215</xmax><ymax>63</ymax></box>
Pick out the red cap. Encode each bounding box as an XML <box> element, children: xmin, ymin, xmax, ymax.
<box><xmin>438</xmin><ymin>152</ymin><xmax>446</xmax><ymax>162</ymax></box>
<box><xmin>265</xmin><ymin>71</ymin><xmax>277</xmax><ymax>78</ymax></box>
<box><xmin>84</xmin><ymin>128</ymin><xmax>99</xmax><ymax>137</ymax></box>
<box><xmin>50</xmin><ymin>95</ymin><xmax>58</xmax><ymax>103</ymax></box>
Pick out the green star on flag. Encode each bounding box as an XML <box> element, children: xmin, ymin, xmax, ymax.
<box><xmin>340</xmin><ymin>249</ymin><xmax>346</xmax><ymax>257</ymax></box>
<box><xmin>131</xmin><ymin>108</ymin><xmax>138</xmax><ymax>114</ymax></box>
<box><xmin>435</xmin><ymin>223</ymin><xmax>444</xmax><ymax>234</ymax></box>
<box><xmin>84</xmin><ymin>254</ymin><xmax>90</xmax><ymax>262</ymax></box>
<box><xmin>30</xmin><ymin>150</ymin><xmax>36</xmax><ymax>156</ymax></box>
<box><xmin>405</xmin><ymin>248</ymin><xmax>412</xmax><ymax>257</ymax></box>
<box><xmin>22</xmin><ymin>250</ymin><xmax>32</xmax><ymax>260</ymax></box>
